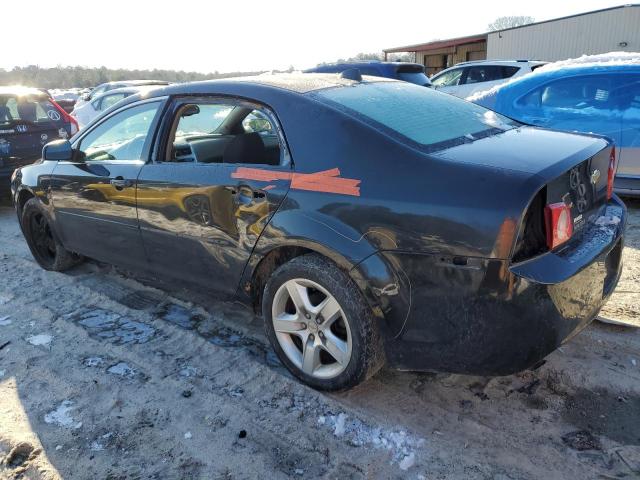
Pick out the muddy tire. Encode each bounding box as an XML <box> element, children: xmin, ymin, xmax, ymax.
<box><xmin>21</xmin><ymin>198</ymin><xmax>82</xmax><ymax>271</ymax></box>
<box><xmin>263</xmin><ymin>253</ymin><xmax>384</xmax><ymax>391</ymax></box>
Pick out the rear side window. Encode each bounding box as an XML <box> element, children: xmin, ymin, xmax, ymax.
<box><xmin>464</xmin><ymin>66</ymin><xmax>520</xmax><ymax>84</ymax></box>
<box><xmin>165</xmin><ymin>101</ymin><xmax>283</xmax><ymax>165</ymax></box>
<box><xmin>314</xmin><ymin>82</ymin><xmax>517</xmax><ymax>152</ymax></box>
<box><xmin>0</xmin><ymin>94</ymin><xmax>62</xmax><ymax>126</ymax></box>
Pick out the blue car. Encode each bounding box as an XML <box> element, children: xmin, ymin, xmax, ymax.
<box><xmin>472</xmin><ymin>61</ymin><xmax>640</xmax><ymax>196</ymax></box>
<box><xmin>304</xmin><ymin>61</ymin><xmax>431</xmax><ymax>86</ymax></box>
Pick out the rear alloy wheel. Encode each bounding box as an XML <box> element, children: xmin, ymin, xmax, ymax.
<box><xmin>263</xmin><ymin>254</ymin><xmax>383</xmax><ymax>390</ymax></box>
<box><xmin>21</xmin><ymin>198</ymin><xmax>82</xmax><ymax>271</ymax></box>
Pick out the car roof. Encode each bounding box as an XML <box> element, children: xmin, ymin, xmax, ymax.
<box><xmin>141</xmin><ymin>73</ymin><xmax>396</xmax><ymax>97</ymax></box>
<box><xmin>96</xmin><ymin>80</ymin><xmax>170</xmax><ymax>88</ymax></box>
<box><xmin>93</xmin><ymin>85</ymin><xmax>160</xmax><ymax>98</ymax></box>
<box><xmin>0</xmin><ymin>86</ymin><xmax>49</xmax><ymax>97</ymax></box>
<box><xmin>305</xmin><ymin>61</ymin><xmax>423</xmax><ymax>73</ymax></box>
<box><xmin>454</xmin><ymin>59</ymin><xmax>546</xmax><ymax>66</ymax></box>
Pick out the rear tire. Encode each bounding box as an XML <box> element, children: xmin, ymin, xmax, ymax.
<box><xmin>21</xmin><ymin>198</ymin><xmax>82</xmax><ymax>271</ymax></box>
<box><xmin>263</xmin><ymin>254</ymin><xmax>384</xmax><ymax>391</ymax></box>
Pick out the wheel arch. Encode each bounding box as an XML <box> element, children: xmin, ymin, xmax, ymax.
<box><xmin>243</xmin><ymin>239</ymin><xmax>402</xmax><ymax>338</ymax></box>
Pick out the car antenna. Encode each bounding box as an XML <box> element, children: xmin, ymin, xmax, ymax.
<box><xmin>340</xmin><ymin>68</ymin><xmax>362</xmax><ymax>82</ymax></box>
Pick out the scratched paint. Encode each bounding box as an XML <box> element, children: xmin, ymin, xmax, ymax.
<box><xmin>231</xmin><ymin>167</ymin><xmax>361</xmax><ymax>197</ymax></box>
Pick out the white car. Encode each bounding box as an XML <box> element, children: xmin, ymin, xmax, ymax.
<box><xmin>71</xmin><ymin>86</ymin><xmax>154</xmax><ymax>129</ymax></box>
<box><xmin>430</xmin><ymin>60</ymin><xmax>547</xmax><ymax>98</ymax></box>
<box><xmin>73</xmin><ymin>80</ymin><xmax>170</xmax><ymax>110</ymax></box>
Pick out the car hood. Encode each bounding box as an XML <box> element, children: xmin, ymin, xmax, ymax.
<box><xmin>432</xmin><ymin>126</ymin><xmax>609</xmax><ymax>182</ymax></box>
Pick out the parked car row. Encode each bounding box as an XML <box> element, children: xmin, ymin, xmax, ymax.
<box><xmin>9</xmin><ymin>71</ymin><xmax>626</xmax><ymax>390</ymax></box>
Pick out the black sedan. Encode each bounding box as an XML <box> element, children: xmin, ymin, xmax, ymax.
<box><xmin>10</xmin><ymin>74</ymin><xmax>626</xmax><ymax>390</ymax></box>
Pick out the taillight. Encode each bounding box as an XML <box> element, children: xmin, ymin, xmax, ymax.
<box><xmin>607</xmin><ymin>147</ymin><xmax>616</xmax><ymax>200</ymax></box>
<box><xmin>50</xmin><ymin>99</ymin><xmax>79</xmax><ymax>135</ymax></box>
<box><xmin>544</xmin><ymin>202</ymin><xmax>573</xmax><ymax>250</ymax></box>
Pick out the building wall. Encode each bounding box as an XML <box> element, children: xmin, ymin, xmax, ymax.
<box><xmin>487</xmin><ymin>5</ymin><xmax>640</xmax><ymax>61</ymax></box>
<box><xmin>418</xmin><ymin>41</ymin><xmax>486</xmax><ymax>75</ymax></box>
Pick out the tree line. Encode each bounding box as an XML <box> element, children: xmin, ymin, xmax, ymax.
<box><xmin>0</xmin><ymin>65</ymin><xmax>265</xmax><ymax>89</ymax></box>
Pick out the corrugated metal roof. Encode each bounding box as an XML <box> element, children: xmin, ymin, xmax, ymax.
<box><xmin>384</xmin><ymin>34</ymin><xmax>486</xmax><ymax>54</ymax></box>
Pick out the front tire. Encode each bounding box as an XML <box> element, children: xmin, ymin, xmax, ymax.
<box><xmin>263</xmin><ymin>254</ymin><xmax>383</xmax><ymax>391</ymax></box>
<box><xmin>21</xmin><ymin>198</ymin><xmax>82</xmax><ymax>271</ymax></box>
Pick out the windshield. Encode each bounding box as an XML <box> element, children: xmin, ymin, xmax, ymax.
<box><xmin>0</xmin><ymin>94</ymin><xmax>62</xmax><ymax>127</ymax></box>
<box><xmin>313</xmin><ymin>82</ymin><xmax>517</xmax><ymax>152</ymax></box>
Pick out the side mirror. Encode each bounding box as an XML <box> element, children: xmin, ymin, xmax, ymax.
<box><xmin>43</xmin><ymin>140</ymin><xmax>73</xmax><ymax>161</ymax></box>
<box><xmin>181</xmin><ymin>104</ymin><xmax>200</xmax><ymax>117</ymax></box>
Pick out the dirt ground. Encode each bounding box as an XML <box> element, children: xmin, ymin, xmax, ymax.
<box><xmin>0</xmin><ymin>199</ymin><xmax>639</xmax><ymax>480</ymax></box>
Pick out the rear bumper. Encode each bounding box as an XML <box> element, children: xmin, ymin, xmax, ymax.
<box><xmin>614</xmin><ymin>175</ymin><xmax>640</xmax><ymax>197</ymax></box>
<box><xmin>363</xmin><ymin>197</ymin><xmax>626</xmax><ymax>375</ymax></box>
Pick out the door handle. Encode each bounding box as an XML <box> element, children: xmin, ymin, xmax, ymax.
<box><xmin>110</xmin><ymin>177</ymin><xmax>133</xmax><ymax>190</ymax></box>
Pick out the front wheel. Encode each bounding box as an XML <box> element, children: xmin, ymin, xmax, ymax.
<box><xmin>263</xmin><ymin>254</ymin><xmax>383</xmax><ymax>391</ymax></box>
<box><xmin>21</xmin><ymin>198</ymin><xmax>82</xmax><ymax>271</ymax></box>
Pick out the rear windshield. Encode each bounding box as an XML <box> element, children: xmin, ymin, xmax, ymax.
<box><xmin>313</xmin><ymin>82</ymin><xmax>517</xmax><ymax>152</ymax></box>
<box><xmin>0</xmin><ymin>94</ymin><xmax>61</xmax><ymax>127</ymax></box>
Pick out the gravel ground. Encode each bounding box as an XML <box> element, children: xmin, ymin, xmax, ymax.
<box><xmin>0</xmin><ymin>199</ymin><xmax>639</xmax><ymax>480</ymax></box>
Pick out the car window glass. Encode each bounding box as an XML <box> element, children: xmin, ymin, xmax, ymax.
<box><xmin>315</xmin><ymin>82</ymin><xmax>517</xmax><ymax>152</ymax></box>
<box><xmin>518</xmin><ymin>75</ymin><xmax>618</xmax><ymax>110</ymax></box>
<box><xmin>100</xmin><ymin>93</ymin><xmax>127</xmax><ymax>111</ymax></box>
<box><xmin>167</xmin><ymin>102</ymin><xmax>282</xmax><ymax>165</ymax></box>
<box><xmin>464</xmin><ymin>66</ymin><xmax>514</xmax><ymax>84</ymax></box>
<box><xmin>431</xmin><ymin>68</ymin><xmax>463</xmax><ymax>87</ymax></box>
<box><xmin>0</xmin><ymin>94</ymin><xmax>62</xmax><ymax>126</ymax></box>
<box><xmin>502</xmin><ymin>66</ymin><xmax>520</xmax><ymax>78</ymax></box>
<box><xmin>78</xmin><ymin>102</ymin><xmax>160</xmax><ymax>161</ymax></box>
<box><xmin>175</xmin><ymin>104</ymin><xmax>234</xmax><ymax>136</ymax></box>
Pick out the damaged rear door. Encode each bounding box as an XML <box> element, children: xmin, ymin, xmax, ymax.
<box><xmin>136</xmin><ymin>97</ymin><xmax>292</xmax><ymax>294</ymax></box>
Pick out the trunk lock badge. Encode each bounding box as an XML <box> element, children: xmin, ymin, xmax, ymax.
<box><xmin>591</xmin><ymin>169</ymin><xmax>601</xmax><ymax>185</ymax></box>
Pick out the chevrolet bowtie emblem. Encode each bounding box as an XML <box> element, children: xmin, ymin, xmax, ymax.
<box><xmin>591</xmin><ymin>169</ymin><xmax>601</xmax><ymax>185</ymax></box>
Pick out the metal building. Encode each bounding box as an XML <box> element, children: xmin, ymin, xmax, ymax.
<box><xmin>487</xmin><ymin>4</ymin><xmax>640</xmax><ymax>61</ymax></box>
<box><xmin>384</xmin><ymin>4</ymin><xmax>640</xmax><ymax>74</ymax></box>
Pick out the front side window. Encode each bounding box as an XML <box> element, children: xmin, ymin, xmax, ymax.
<box><xmin>77</xmin><ymin>101</ymin><xmax>160</xmax><ymax>161</ymax></box>
<box><xmin>314</xmin><ymin>82</ymin><xmax>517</xmax><ymax>152</ymax></box>
<box><xmin>431</xmin><ymin>68</ymin><xmax>464</xmax><ymax>87</ymax></box>
<box><xmin>166</xmin><ymin>101</ymin><xmax>282</xmax><ymax>165</ymax></box>
<box><xmin>518</xmin><ymin>75</ymin><xmax>619</xmax><ymax>110</ymax></box>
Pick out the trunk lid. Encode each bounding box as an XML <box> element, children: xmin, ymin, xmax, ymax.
<box><xmin>433</xmin><ymin>126</ymin><xmax>609</xmax><ymax>180</ymax></box>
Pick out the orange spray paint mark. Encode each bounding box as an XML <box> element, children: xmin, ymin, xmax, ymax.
<box><xmin>232</xmin><ymin>167</ymin><xmax>361</xmax><ymax>197</ymax></box>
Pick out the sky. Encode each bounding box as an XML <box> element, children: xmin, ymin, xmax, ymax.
<box><xmin>2</xmin><ymin>0</ymin><xmax>629</xmax><ymax>73</ymax></box>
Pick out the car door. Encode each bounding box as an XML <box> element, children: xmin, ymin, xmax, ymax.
<box><xmin>136</xmin><ymin>97</ymin><xmax>292</xmax><ymax>295</ymax></box>
<box><xmin>50</xmin><ymin>98</ymin><xmax>165</xmax><ymax>269</ymax></box>
<box><xmin>617</xmin><ymin>77</ymin><xmax>640</xmax><ymax>183</ymax></box>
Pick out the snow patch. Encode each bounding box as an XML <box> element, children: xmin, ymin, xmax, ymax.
<box><xmin>398</xmin><ymin>452</ymin><xmax>415</xmax><ymax>471</ymax></box>
<box><xmin>184</xmin><ymin>431</ymin><xmax>192</xmax><ymax>439</ymax></box>
<box><xmin>44</xmin><ymin>401</ymin><xmax>82</xmax><ymax>429</ymax></box>
<box><xmin>0</xmin><ymin>370</ymin><xmax>5</xmax><ymax>378</ymax></box>
<box><xmin>27</xmin><ymin>334</ymin><xmax>53</xmax><ymax>346</ymax></box>
<box><xmin>107</xmin><ymin>362</ymin><xmax>135</xmax><ymax>378</ymax></box>
<box><xmin>0</xmin><ymin>315</ymin><xmax>11</xmax><ymax>326</ymax></box>
<box><xmin>320</xmin><ymin>413</ymin><xmax>425</xmax><ymax>468</ymax></box>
